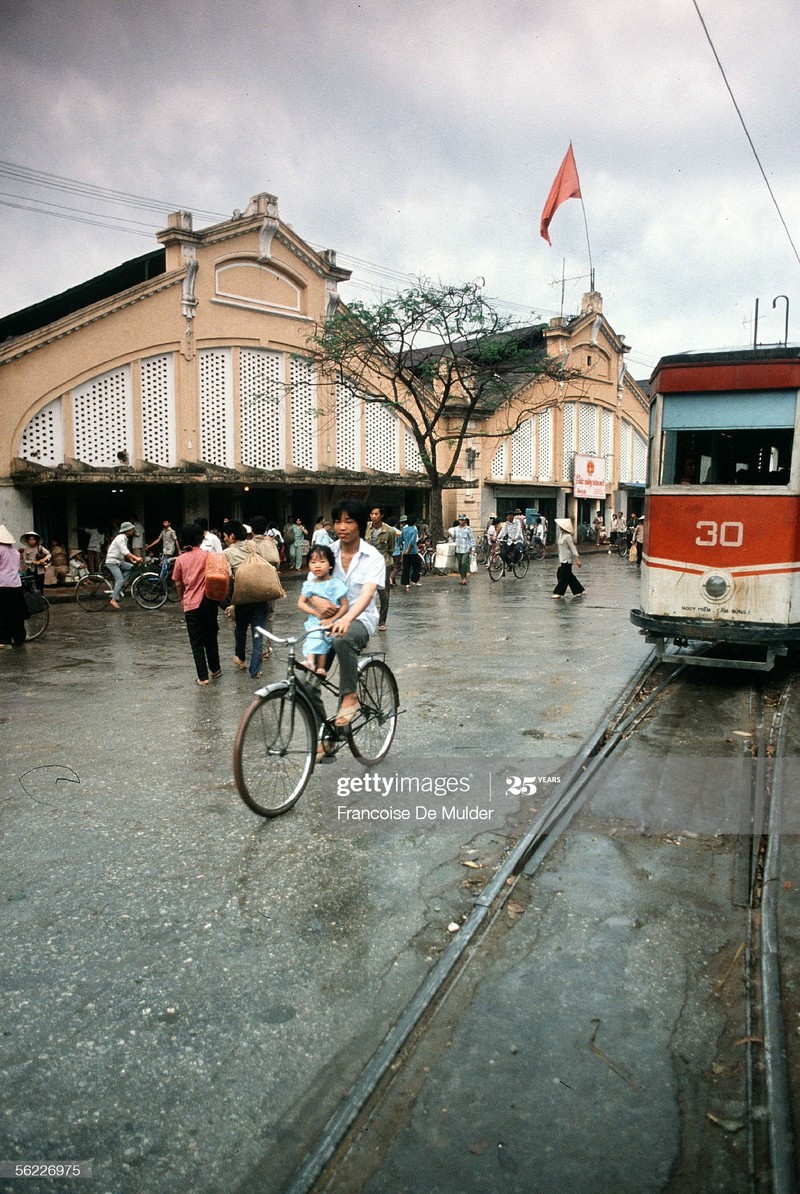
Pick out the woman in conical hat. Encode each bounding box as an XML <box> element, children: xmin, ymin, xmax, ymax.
<box><xmin>0</xmin><ymin>525</ymin><xmax>28</xmax><ymax>647</ymax></box>
<box><xmin>552</xmin><ymin>517</ymin><xmax>586</xmax><ymax>599</ymax></box>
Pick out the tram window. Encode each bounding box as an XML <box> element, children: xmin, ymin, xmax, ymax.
<box><xmin>662</xmin><ymin>428</ymin><xmax>793</xmax><ymax>485</ymax></box>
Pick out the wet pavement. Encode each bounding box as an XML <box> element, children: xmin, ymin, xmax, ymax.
<box><xmin>4</xmin><ymin>550</ymin><xmax>767</xmax><ymax>1193</ymax></box>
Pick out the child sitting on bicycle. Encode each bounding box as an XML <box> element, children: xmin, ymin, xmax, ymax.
<box><xmin>298</xmin><ymin>545</ymin><xmax>349</xmax><ymax>675</ymax></box>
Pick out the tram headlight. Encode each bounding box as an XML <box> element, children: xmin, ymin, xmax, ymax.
<box><xmin>701</xmin><ymin>572</ymin><xmax>732</xmax><ymax>602</ymax></box>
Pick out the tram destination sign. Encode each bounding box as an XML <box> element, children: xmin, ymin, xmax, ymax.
<box><xmin>573</xmin><ymin>453</ymin><xmax>606</xmax><ymax>499</ymax></box>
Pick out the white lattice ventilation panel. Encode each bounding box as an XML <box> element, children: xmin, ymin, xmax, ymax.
<box><xmin>140</xmin><ymin>354</ymin><xmax>175</xmax><ymax>466</ymax></box>
<box><xmin>601</xmin><ymin>408</ymin><xmax>613</xmax><ymax>459</ymax></box>
<box><xmin>19</xmin><ymin>398</ymin><xmax>64</xmax><ymax>466</ymax></box>
<box><xmin>364</xmin><ymin>401</ymin><xmax>398</xmax><ymax>472</ymax></box>
<box><xmin>405</xmin><ymin>426</ymin><xmax>424</xmax><ymax>473</ymax></box>
<box><xmin>538</xmin><ymin>407</ymin><xmax>552</xmax><ymax>479</ymax></box>
<box><xmin>335</xmin><ymin>381</ymin><xmax>361</xmax><ymax>471</ymax></box>
<box><xmin>290</xmin><ymin>357</ymin><xmax>316</xmax><ymax>470</ymax></box>
<box><xmin>199</xmin><ymin>349</ymin><xmax>233</xmax><ymax>467</ymax></box>
<box><xmin>620</xmin><ymin>420</ymin><xmax>633</xmax><ymax>482</ymax></box>
<box><xmin>632</xmin><ymin>431</ymin><xmax>647</xmax><ymax>483</ymax></box>
<box><xmin>511</xmin><ymin>418</ymin><xmax>533</xmax><ymax>478</ymax></box>
<box><xmin>241</xmin><ymin>348</ymin><xmax>284</xmax><ymax>470</ymax></box>
<box><xmin>578</xmin><ymin>402</ymin><xmax>598</xmax><ymax>454</ymax></box>
<box><xmin>491</xmin><ymin>440</ymin><xmax>506</xmax><ymax>479</ymax></box>
<box><xmin>72</xmin><ymin>366</ymin><xmax>133</xmax><ymax>467</ymax></box>
<box><xmin>562</xmin><ymin>403</ymin><xmax>576</xmax><ymax>478</ymax></box>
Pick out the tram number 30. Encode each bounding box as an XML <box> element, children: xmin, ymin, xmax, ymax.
<box><xmin>695</xmin><ymin>520</ymin><xmax>744</xmax><ymax>547</ymax></box>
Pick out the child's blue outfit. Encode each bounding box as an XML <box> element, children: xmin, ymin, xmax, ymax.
<box><xmin>302</xmin><ymin>575</ymin><xmax>348</xmax><ymax>655</ymax></box>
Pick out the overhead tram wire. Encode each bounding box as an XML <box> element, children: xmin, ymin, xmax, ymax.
<box><xmin>692</xmin><ymin>0</ymin><xmax>800</xmax><ymax>270</ymax></box>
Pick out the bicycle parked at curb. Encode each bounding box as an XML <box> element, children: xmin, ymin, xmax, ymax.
<box><xmin>74</xmin><ymin>560</ymin><xmax>167</xmax><ymax>612</ymax></box>
<box><xmin>233</xmin><ymin>627</ymin><xmax>400</xmax><ymax>817</ymax></box>
<box><xmin>487</xmin><ymin>541</ymin><xmax>529</xmax><ymax>581</ymax></box>
<box><xmin>21</xmin><ymin>574</ymin><xmax>50</xmax><ymax>640</ymax></box>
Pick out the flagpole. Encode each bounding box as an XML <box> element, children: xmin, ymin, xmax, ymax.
<box><xmin>580</xmin><ymin>197</ymin><xmax>595</xmax><ymax>291</ymax></box>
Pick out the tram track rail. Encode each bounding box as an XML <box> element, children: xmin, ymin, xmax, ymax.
<box><xmin>278</xmin><ymin>654</ymin><xmax>797</xmax><ymax>1194</ymax></box>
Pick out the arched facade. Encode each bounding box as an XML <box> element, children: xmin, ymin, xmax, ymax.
<box><xmin>0</xmin><ymin>194</ymin><xmax>427</xmax><ymax>546</ymax></box>
<box><xmin>445</xmin><ymin>292</ymin><xmax>649</xmax><ymax>533</ymax></box>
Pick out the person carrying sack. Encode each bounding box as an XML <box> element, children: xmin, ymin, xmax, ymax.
<box><xmin>223</xmin><ymin>521</ymin><xmax>285</xmax><ymax>679</ymax></box>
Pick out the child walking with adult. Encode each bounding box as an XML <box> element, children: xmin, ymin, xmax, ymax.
<box><xmin>552</xmin><ymin>517</ymin><xmax>586</xmax><ymax>599</ymax></box>
<box><xmin>298</xmin><ymin>544</ymin><xmax>349</xmax><ymax>675</ymax></box>
<box><xmin>172</xmin><ymin>522</ymin><xmax>227</xmax><ymax>685</ymax></box>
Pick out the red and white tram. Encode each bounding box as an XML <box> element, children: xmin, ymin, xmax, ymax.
<box><xmin>630</xmin><ymin>345</ymin><xmax>800</xmax><ymax>669</ymax></box>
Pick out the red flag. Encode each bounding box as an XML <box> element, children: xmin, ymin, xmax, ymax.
<box><xmin>539</xmin><ymin>144</ymin><xmax>582</xmax><ymax>244</ymax></box>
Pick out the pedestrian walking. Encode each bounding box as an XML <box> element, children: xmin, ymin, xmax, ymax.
<box><xmin>552</xmin><ymin>517</ymin><xmax>586</xmax><ymax>599</ymax></box>
<box><xmin>449</xmin><ymin>513</ymin><xmax>475</xmax><ymax>584</ymax></box>
<box><xmin>19</xmin><ymin>531</ymin><xmax>51</xmax><ymax>594</ymax></box>
<box><xmin>366</xmin><ymin>505</ymin><xmax>396</xmax><ymax>629</ymax></box>
<box><xmin>399</xmin><ymin>515</ymin><xmax>422</xmax><ymax>590</ymax></box>
<box><xmin>223</xmin><ymin>520</ymin><xmax>281</xmax><ymax>679</ymax></box>
<box><xmin>633</xmin><ymin>516</ymin><xmax>645</xmax><ymax>566</ymax></box>
<box><xmin>286</xmin><ymin>517</ymin><xmax>308</xmax><ymax>570</ymax></box>
<box><xmin>0</xmin><ymin>525</ymin><xmax>27</xmax><ymax>648</ymax></box>
<box><xmin>83</xmin><ymin>525</ymin><xmax>104</xmax><ymax>574</ymax></box>
<box><xmin>196</xmin><ymin>516</ymin><xmax>223</xmax><ymax>553</ymax></box>
<box><xmin>147</xmin><ymin>519</ymin><xmax>180</xmax><ymax>559</ymax></box>
<box><xmin>172</xmin><ymin>522</ymin><xmax>226</xmax><ymax>685</ymax></box>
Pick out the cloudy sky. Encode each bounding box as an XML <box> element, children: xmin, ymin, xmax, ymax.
<box><xmin>2</xmin><ymin>0</ymin><xmax>799</xmax><ymax>377</ymax></box>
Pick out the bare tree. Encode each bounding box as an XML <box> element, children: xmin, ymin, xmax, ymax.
<box><xmin>309</xmin><ymin>278</ymin><xmax>578</xmax><ymax>539</ymax></box>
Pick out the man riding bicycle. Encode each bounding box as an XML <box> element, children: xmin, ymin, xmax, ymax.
<box><xmin>497</xmin><ymin>511</ymin><xmax>524</xmax><ymax>566</ymax></box>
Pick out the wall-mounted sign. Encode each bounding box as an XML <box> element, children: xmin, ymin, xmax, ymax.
<box><xmin>573</xmin><ymin>454</ymin><xmax>606</xmax><ymax>498</ymax></box>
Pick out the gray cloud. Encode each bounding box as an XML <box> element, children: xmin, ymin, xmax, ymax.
<box><xmin>2</xmin><ymin>0</ymin><xmax>799</xmax><ymax>372</ymax></box>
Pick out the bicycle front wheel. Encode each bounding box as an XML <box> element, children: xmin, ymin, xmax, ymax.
<box><xmin>488</xmin><ymin>554</ymin><xmax>505</xmax><ymax>582</ymax></box>
<box><xmin>513</xmin><ymin>555</ymin><xmax>529</xmax><ymax>579</ymax></box>
<box><xmin>25</xmin><ymin>598</ymin><xmax>50</xmax><ymax>640</ymax></box>
<box><xmin>233</xmin><ymin>688</ymin><xmax>316</xmax><ymax>816</ymax></box>
<box><xmin>131</xmin><ymin>572</ymin><xmax>168</xmax><ymax>609</ymax></box>
<box><xmin>348</xmin><ymin>658</ymin><xmax>399</xmax><ymax>764</ymax></box>
<box><xmin>76</xmin><ymin>573</ymin><xmax>112</xmax><ymax>611</ymax></box>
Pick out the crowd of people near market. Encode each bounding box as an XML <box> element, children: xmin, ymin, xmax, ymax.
<box><xmin>0</xmin><ymin>504</ymin><xmax>643</xmax><ymax>705</ymax></box>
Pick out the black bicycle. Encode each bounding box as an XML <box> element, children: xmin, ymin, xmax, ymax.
<box><xmin>22</xmin><ymin>574</ymin><xmax>50</xmax><ymax>640</ymax></box>
<box><xmin>487</xmin><ymin>541</ymin><xmax>529</xmax><ymax>581</ymax></box>
<box><xmin>233</xmin><ymin>628</ymin><xmax>400</xmax><ymax>817</ymax></box>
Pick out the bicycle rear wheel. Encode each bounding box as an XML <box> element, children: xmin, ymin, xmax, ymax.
<box><xmin>131</xmin><ymin>572</ymin><xmax>168</xmax><ymax>609</ymax></box>
<box><xmin>513</xmin><ymin>555</ymin><xmax>529</xmax><ymax>579</ymax></box>
<box><xmin>488</xmin><ymin>554</ymin><xmax>505</xmax><ymax>581</ymax></box>
<box><xmin>233</xmin><ymin>687</ymin><xmax>316</xmax><ymax>816</ymax></box>
<box><xmin>24</xmin><ymin>598</ymin><xmax>50</xmax><ymax>640</ymax></box>
<box><xmin>531</xmin><ymin>541</ymin><xmax>545</xmax><ymax>560</ymax></box>
<box><xmin>348</xmin><ymin>658</ymin><xmax>399</xmax><ymax>764</ymax></box>
<box><xmin>76</xmin><ymin>573</ymin><xmax>112</xmax><ymax>611</ymax></box>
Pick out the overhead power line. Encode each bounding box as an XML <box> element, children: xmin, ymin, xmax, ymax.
<box><xmin>691</xmin><ymin>0</ymin><xmax>800</xmax><ymax>269</ymax></box>
<box><xmin>0</xmin><ymin>157</ymin><xmax>566</xmax><ymax>324</ymax></box>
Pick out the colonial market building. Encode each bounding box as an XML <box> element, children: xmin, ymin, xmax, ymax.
<box><xmin>423</xmin><ymin>290</ymin><xmax>649</xmax><ymax>534</ymax></box>
<box><xmin>0</xmin><ymin>193</ymin><xmax>648</xmax><ymax>548</ymax></box>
